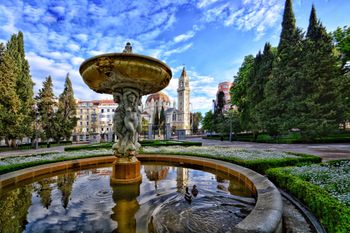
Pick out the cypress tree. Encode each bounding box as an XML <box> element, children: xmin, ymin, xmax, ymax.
<box><xmin>299</xmin><ymin>5</ymin><xmax>342</xmax><ymax>139</ymax></box>
<box><xmin>4</xmin><ymin>32</ymin><xmax>34</xmax><ymax>144</ymax></box>
<box><xmin>278</xmin><ymin>0</ymin><xmax>296</xmax><ymax>52</ymax></box>
<box><xmin>264</xmin><ymin>0</ymin><xmax>303</xmax><ymax>136</ymax></box>
<box><xmin>0</xmin><ymin>43</ymin><xmax>21</xmax><ymax>146</ymax></box>
<box><xmin>55</xmin><ymin>74</ymin><xmax>78</xmax><ymax>141</ymax></box>
<box><xmin>36</xmin><ymin>76</ymin><xmax>56</xmax><ymax>142</ymax></box>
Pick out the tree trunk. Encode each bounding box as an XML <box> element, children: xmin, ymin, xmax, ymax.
<box><xmin>10</xmin><ymin>139</ymin><xmax>17</xmax><ymax>148</ymax></box>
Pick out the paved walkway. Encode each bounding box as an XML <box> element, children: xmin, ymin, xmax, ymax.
<box><xmin>1</xmin><ymin>139</ymin><xmax>350</xmax><ymax>162</ymax></box>
<box><xmin>185</xmin><ymin>137</ymin><xmax>350</xmax><ymax>161</ymax></box>
<box><xmin>0</xmin><ymin>144</ymin><xmax>85</xmax><ymax>159</ymax></box>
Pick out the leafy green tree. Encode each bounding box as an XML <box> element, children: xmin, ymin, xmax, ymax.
<box><xmin>230</xmin><ymin>55</ymin><xmax>254</xmax><ymax>131</ymax></box>
<box><xmin>202</xmin><ymin>111</ymin><xmax>214</xmax><ymax>133</ymax></box>
<box><xmin>192</xmin><ymin>112</ymin><xmax>203</xmax><ymax>134</ymax></box>
<box><xmin>332</xmin><ymin>26</ymin><xmax>350</xmax><ymax>127</ymax></box>
<box><xmin>297</xmin><ymin>5</ymin><xmax>343</xmax><ymax>139</ymax></box>
<box><xmin>332</xmin><ymin>26</ymin><xmax>350</xmax><ymax>73</ymax></box>
<box><xmin>0</xmin><ymin>186</ymin><xmax>32</xmax><ymax>233</ymax></box>
<box><xmin>36</xmin><ymin>76</ymin><xmax>56</xmax><ymax>143</ymax></box>
<box><xmin>54</xmin><ymin>74</ymin><xmax>78</xmax><ymax>142</ymax></box>
<box><xmin>57</xmin><ymin>173</ymin><xmax>75</xmax><ymax>209</ymax></box>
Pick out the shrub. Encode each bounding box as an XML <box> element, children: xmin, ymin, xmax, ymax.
<box><xmin>266</xmin><ymin>167</ymin><xmax>350</xmax><ymax>233</ymax></box>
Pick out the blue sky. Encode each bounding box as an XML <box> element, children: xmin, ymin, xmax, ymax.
<box><xmin>0</xmin><ymin>0</ymin><xmax>349</xmax><ymax>113</ymax></box>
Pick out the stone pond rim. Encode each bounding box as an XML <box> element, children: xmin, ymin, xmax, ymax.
<box><xmin>79</xmin><ymin>52</ymin><xmax>172</xmax><ymax>95</ymax></box>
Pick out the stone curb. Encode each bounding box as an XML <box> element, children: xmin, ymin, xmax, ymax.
<box><xmin>0</xmin><ymin>154</ymin><xmax>283</xmax><ymax>233</ymax></box>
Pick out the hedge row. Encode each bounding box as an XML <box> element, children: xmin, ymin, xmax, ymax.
<box><xmin>64</xmin><ymin>140</ymin><xmax>202</xmax><ymax>151</ymax></box>
<box><xmin>266</xmin><ymin>168</ymin><xmax>350</xmax><ymax>233</ymax></box>
<box><xmin>203</xmin><ymin>131</ymin><xmax>350</xmax><ymax>144</ymax></box>
<box><xmin>141</xmin><ymin>150</ymin><xmax>321</xmax><ymax>174</ymax></box>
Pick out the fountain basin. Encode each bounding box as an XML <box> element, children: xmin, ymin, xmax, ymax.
<box><xmin>79</xmin><ymin>53</ymin><xmax>172</xmax><ymax>95</ymax></box>
<box><xmin>0</xmin><ymin>154</ymin><xmax>282</xmax><ymax>233</ymax></box>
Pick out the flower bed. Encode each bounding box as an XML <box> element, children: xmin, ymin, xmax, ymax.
<box><xmin>64</xmin><ymin>140</ymin><xmax>202</xmax><ymax>151</ymax></box>
<box><xmin>141</xmin><ymin>146</ymin><xmax>321</xmax><ymax>173</ymax></box>
<box><xmin>0</xmin><ymin>149</ymin><xmax>112</xmax><ymax>175</ymax></box>
<box><xmin>266</xmin><ymin>161</ymin><xmax>350</xmax><ymax>233</ymax></box>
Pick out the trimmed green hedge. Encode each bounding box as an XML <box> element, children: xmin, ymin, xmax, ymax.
<box><xmin>64</xmin><ymin>140</ymin><xmax>202</xmax><ymax>151</ymax></box>
<box><xmin>266</xmin><ymin>167</ymin><xmax>350</xmax><ymax>233</ymax></box>
<box><xmin>203</xmin><ymin>131</ymin><xmax>350</xmax><ymax>144</ymax></box>
<box><xmin>0</xmin><ymin>153</ymin><xmax>109</xmax><ymax>175</ymax></box>
<box><xmin>141</xmin><ymin>149</ymin><xmax>321</xmax><ymax>174</ymax></box>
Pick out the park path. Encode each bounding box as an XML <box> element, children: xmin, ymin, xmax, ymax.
<box><xmin>1</xmin><ymin>138</ymin><xmax>350</xmax><ymax>162</ymax></box>
<box><xmin>184</xmin><ymin>137</ymin><xmax>350</xmax><ymax>162</ymax></box>
<box><xmin>0</xmin><ymin>143</ymin><xmax>85</xmax><ymax>159</ymax></box>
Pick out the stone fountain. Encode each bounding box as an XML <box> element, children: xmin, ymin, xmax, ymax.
<box><xmin>80</xmin><ymin>43</ymin><xmax>172</xmax><ymax>184</ymax></box>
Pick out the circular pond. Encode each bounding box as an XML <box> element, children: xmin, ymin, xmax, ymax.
<box><xmin>0</xmin><ymin>161</ymin><xmax>255</xmax><ymax>233</ymax></box>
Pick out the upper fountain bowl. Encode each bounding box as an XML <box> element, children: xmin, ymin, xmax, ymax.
<box><xmin>79</xmin><ymin>53</ymin><xmax>172</xmax><ymax>95</ymax></box>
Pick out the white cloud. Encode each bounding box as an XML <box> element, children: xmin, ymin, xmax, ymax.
<box><xmin>200</xmin><ymin>0</ymin><xmax>284</xmax><ymax>40</ymax></box>
<box><xmin>163</xmin><ymin>43</ymin><xmax>193</xmax><ymax>57</ymax></box>
<box><xmin>67</xmin><ymin>43</ymin><xmax>80</xmax><ymax>52</ymax></box>
<box><xmin>197</xmin><ymin>0</ymin><xmax>221</xmax><ymax>9</ymax></box>
<box><xmin>71</xmin><ymin>57</ymin><xmax>85</xmax><ymax>66</ymax></box>
<box><xmin>173</xmin><ymin>30</ymin><xmax>195</xmax><ymax>43</ymax></box>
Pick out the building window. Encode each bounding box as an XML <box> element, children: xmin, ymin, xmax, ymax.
<box><xmin>79</xmin><ymin>135</ymin><xmax>83</xmax><ymax>140</ymax></box>
<box><xmin>107</xmin><ymin>109</ymin><xmax>110</xmax><ymax>112</ymax></box>
<box><xmin>107</xmin><ymin>128</ymin><xmax>109</xmax><ymax>131</ymax></box>
<box><xmin>112</xmin><ymin>109</ymin><xmax>115</xmax><ymax>112</ymax></box>
<box><xmin>87</xmin><ymin>121</ymin><xmax>89</xmax><ymax>125</ymax></box>
<box><xmin>101</xmin><ymin>109</ymin><xmax>104</xmax><ymax>113</ymax></box>
<box><xmin>80</xmin><ymin>121</ymin><xmax>82</xmax><ymax>126</ymax></box>
<box><xmin>80</xmin><ymin>109</ymin><xmax>83</xmax><ymax>113</ymax></box>
<box><xmin>86</xmin><ymin>115</ymin><xmax>89</xmax><ymax>120</ymax></box>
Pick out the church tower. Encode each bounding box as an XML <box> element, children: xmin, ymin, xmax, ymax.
<box><xmin>177</xmin><ymin>67</ymin><xmax>191</xmax><ymax>133</ymax></box>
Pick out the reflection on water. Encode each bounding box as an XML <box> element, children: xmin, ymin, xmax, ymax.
<box><xmin>0</xmin><ymin>163</ymin><xmax>255</xmax><ymax>233</ymax></box>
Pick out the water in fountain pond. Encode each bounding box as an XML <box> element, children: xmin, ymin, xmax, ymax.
<box><xmin>0</xmin><ymin>162</ymin><xmax>255</xmax><ymax>233</ymax></box>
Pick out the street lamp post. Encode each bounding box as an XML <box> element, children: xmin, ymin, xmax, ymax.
<box><xmin>34</xmin><ymin>104</ymin><xmax>39</xmax><ymax>149</ymax></box>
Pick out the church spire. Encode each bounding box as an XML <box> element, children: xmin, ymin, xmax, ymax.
<box><xmin>180</xmin><ymin>67</ymin><xmax>187</xmax><ymax>77</ymax></box>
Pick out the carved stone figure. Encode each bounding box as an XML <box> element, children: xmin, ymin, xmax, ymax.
<box><xmin>123</xmin><ymin>42</ymin><xmax>133</xmax><ymax>53</ymax></box>
<box><xmin>112</xmin><ymin>88</ymin><xmax>142</xmax><ymax>158</ymax></box>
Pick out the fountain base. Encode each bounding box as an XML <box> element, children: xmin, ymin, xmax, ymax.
<box><xmin>110</xmin><ymin>157</ymin><xmax>142</xmax><ymax>184</ymax></box>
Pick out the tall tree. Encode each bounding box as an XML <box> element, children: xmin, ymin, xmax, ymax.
<box><xmin>230</xmin><ymin>55</ymin><xmax>255</xmax><ymax>131</ymax></box>
<box><xmin>36</xmin><ymin>76</ymin><xmax>56</xmax><ymax>142</ymax></box>
<box><xmin>159</xmin><ymin>105</ymin><xmax>166</xmax><ymax>137</ymax></box>
<box><xmin>298</xmin><ymin>5</ymin><xmax>343</xmax><ymax>138</ymax></box>
<box><xmin>0</xmin><ymin>43</ymin><xmax>21</xmax><ymax>146</ymax></box>
<box><xmin>6</xmin><ymin>32</ymin><xmax>34</xmax><ymax>143</ymax></box>
<box><xmin>332</xmin><ymin>26</ymin><xmax>350</xmax><ymax>73</ymax></box>
<box><xmin>202</xmin><ymin>111</ymin><xmax>214</xmax><ymax>133</ymax></box>
<box><xmin>264</xmin><ymin>0</ymin><xmax>303</xmax><ymax>136</ymax></box>
<box><xmin>55</xmin><ymin>74</ymin><xmax>78</xmax><ymax>141</ymax></box>
<box><xmin>192</xmin><ymin>112</ymin><xmax>203</xmax><ymax>134</ymax></box>
<box><xmin>153</xmin><ymin>105</ymin><xmax>160</xmax><ymax>134</ymax></box>
<box><xmin>215</xmin><ymin>91</ymin><xmax>225</xmax><ymax>115</ymax></box>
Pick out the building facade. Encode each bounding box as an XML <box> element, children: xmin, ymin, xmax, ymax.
<box><xmin>73</xmin><ymin>99</ymin><xmax>118</xmax><ymax>142</ymax></box>
<box><xmin>216</xmin><ymin>81</ymin><xmax>233</xmax><ymax>112</ymax></box>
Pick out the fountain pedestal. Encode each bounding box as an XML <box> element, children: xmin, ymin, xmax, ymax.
<box><xmin>80</xmin><ymin>43</ymin><xmax>172</xmax><ymax>184</ymax></box>
<box><xmin>111</xmin><ymin>157</ymin><xmax>142</xmax><ymax>184</ymax></box>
